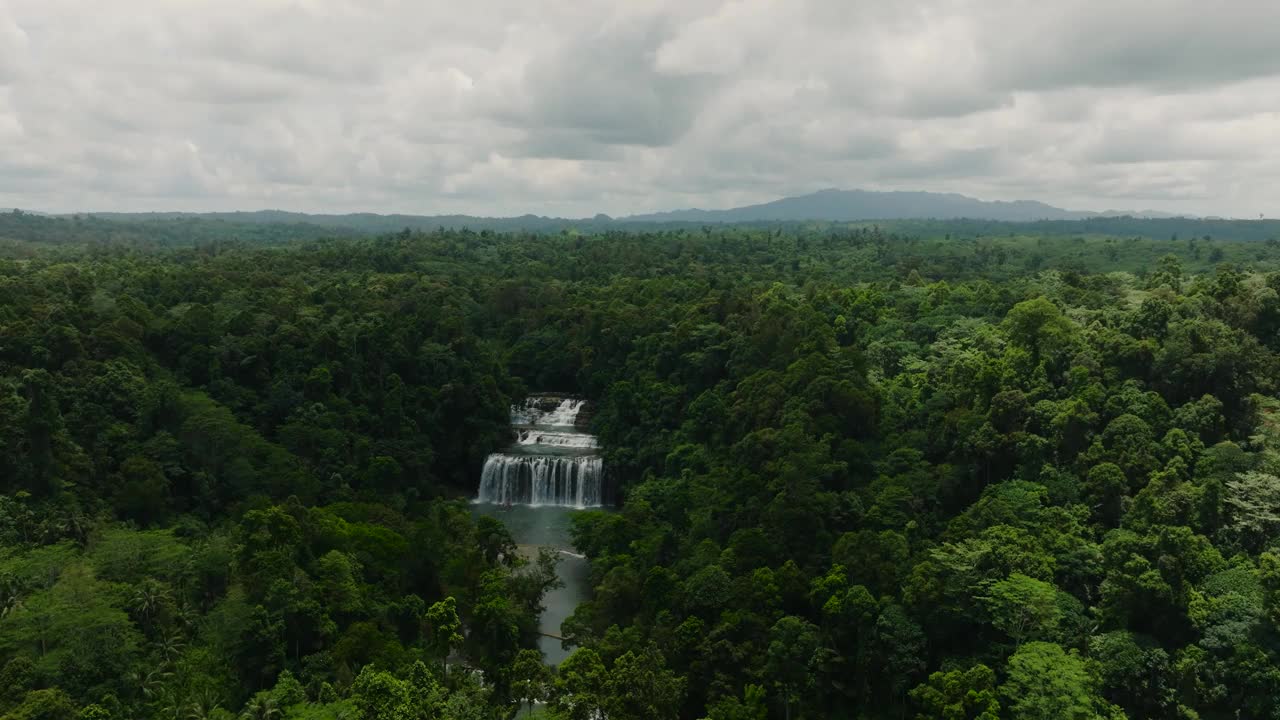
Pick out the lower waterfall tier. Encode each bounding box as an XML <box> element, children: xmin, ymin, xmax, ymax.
<box><xmin>477</xmin><ymin>453</ymin><xmax>604</xmax><ymax>507</ymax></box>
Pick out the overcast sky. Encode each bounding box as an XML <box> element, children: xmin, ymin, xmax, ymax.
<box><xmin>1</xmin><ymin>0</ymin><xmax>1278</xmax><ymax>217</ymax></box>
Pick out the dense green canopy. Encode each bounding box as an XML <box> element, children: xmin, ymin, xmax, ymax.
<box><xmin>2</xmin><ymin>220</ymin><xmax>1280</xmax><ymax>719</ymax></box>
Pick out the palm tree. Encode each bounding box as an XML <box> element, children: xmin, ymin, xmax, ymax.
<box><xmin>125</xmin><ymin>666</ymin><xmax>174</xmax><ymax>703</ymax></box>
<box><xmin>186</xmin><ymin>689</ymin><xmax>223</xmax><ymax>720</ymax></box>
<box><xmin>239</xmin><ymin>694</ymin><xmax>281</xmax><ymax>720</ymax></box>
<box><xmin>155</xmin><ymin>687</ymin><xmax>186</xmax><ymax>720</ymax></box>
<box><xmin>132</xmin><ymin>579</ymin><xmax>172</xmax><ymax>630</ymax></box>
<box><xmin>48</xmin><ymin>505</ymin><xmax>89</xmax><ymax>543</ymax></box>
<box><xmin>0</xmin><ymin>576</ymin><xmax>23</xmax><ymax>618</ymax></box>
<box><xmin>156</xmin><ymin>631</ymin><xmax>186</xmax><ymax>666</ymax></box>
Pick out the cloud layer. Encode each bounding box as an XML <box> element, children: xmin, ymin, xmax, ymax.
<box><xmin>2</xmin><ymin>0</ymin><xmax>1278</xmax><ymax>217</ymax></box>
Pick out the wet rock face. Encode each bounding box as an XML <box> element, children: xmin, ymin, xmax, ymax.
<box><xmin>573</xmin><ymin>401</ymin><xmax>595</xmax><ymax>431</ymax></box>
<box><xmin>531</xmin><ymin>395</ymin><xmax>567</xmax><ymax>413</ymax></box>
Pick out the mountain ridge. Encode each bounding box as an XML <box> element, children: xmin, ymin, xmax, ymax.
<box><xmin>623</xmin><ymin>188</ymin><xmax>1184</xmax><ymax>223</ymax></box>
<box><xmin>43</xmin><ymin>188</ymin><xmax>1188</xmax><ymax>226</ymax></box>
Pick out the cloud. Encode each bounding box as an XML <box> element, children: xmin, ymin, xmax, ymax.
<box><xmin>0</xmin><ymin>0</ymin><xmax>1277</xmax><ymax>217</ymax></box>
<box><xmin>0</xmin><ymin>12</ymin><xmax>27</xmax><ymax>85</ymax></box>
<box><xmin>491</xmin><ymin>13</ymin><xmax>721</xmax><ymax>155</ymax></box>
<box><xmin>977</xmin><ymin>2</ymin><xmax>1280</xmax><ymax>92</ymax></box>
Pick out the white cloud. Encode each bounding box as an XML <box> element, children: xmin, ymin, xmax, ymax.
<box><xmin>0</xmin><ymin>0</ymin><xmax>1278</xmax><ymax>217</ymax></box>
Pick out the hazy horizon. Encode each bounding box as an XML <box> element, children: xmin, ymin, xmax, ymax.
<box><xmin>5</xmin><ymin>188</ymin><xmax>1239</xmax><ymax>222</ymax></box>
<box><xmin>3</xmin><ymin>1</ymin><xmax>1279</xmax><ymax>218</ymax></box>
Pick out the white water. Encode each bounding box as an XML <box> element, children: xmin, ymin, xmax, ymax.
<box><xmin>478</xmin><ymin>454</ymin><xmax>603</xmax><ymax>507</ymax></box>
<box><xmin>475</xmin><ymin>397</ymin><xmax>605</xmax><ymax>668</ymax></box>
<box><xmin>477</xmin><ymin>397</ymin><xmax>604</xmax><ymax>508</ymax></box>
<box><xmin>514</xmin><ymin>429</ymin><xmax>599</xmax><ymax>449</ymax></box>
<box><xmin>509</xmin><ymin>398</ymin><xmax>587</xmax><ymax>428</ymax></box>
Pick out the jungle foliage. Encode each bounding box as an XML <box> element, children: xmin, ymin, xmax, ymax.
<box><xmin>3</xmin><ymin>221</ymin><xmax>1280</xmax><ymax>718</ymax></box>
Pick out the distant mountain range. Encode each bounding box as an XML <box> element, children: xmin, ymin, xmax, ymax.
<box><xmin>9</xmin><ymin>189</ymin><xmax>1280</xmax><ymax>245</ymax></box>
<box><xmin>623</xmin><ymin>189</ymin><xmax>1184</xmax><ymax>223</ymax></box>
<box><xmin>74</xmin><ymin>189</ymin><xmax>1187</xmax><ymax>229</ymax></box>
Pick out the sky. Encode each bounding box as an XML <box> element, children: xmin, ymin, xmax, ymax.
<box><xmin>1</xmin><ymin>0</ymin><xmax>1278</xmax><ymax>218</ymax></box>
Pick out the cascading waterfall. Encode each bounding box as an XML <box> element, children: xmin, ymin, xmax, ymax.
<box><xmin>514</xmin><ymin>429</ymin><xmax>598</xmax><ymax>449</ymax></box>
<box><xmin>478</xmin><ymin>454</ymin><xmax>603</xmax><ymax>507</ymax></box>
<box><xmin>509</xmin><ymin>397</ymin><xmax>588</xmax><ymax>428</ymax></box>
<box><xmin>477</xmin><ymin>396</ymin><xmax>604</xmax><ymax>507</ymax></box>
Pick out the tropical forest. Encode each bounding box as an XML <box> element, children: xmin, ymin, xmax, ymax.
<box><xmin>3</xmin><ymin>211</ymin><xmax>1280</xmax><ymax>720</ymax></box>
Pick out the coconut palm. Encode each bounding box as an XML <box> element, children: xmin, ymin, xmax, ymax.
<box><xmin>155</xmin><ymin>687</ymin><xmax>186</xmax><ymax>720</ymax></box>
<box><xmin>156</xmin><ymin>630</ymin><xmax>186</xmax><ymax>665</ymax></box>
<box><xmin>132</xmin><ymin>579</ymin><xmax>172</xmax><ymax>630</ymax></box>
<box><xmin>0</xmin><ymin>576</ymin><xmax>23</xmax><ymax>619</ymax></box>
<box><xmin>186</xmin><ymin>689</ymin><xmax>223</xmax><ymax>720</ymax></box>
<box><xmin>239</xmin><ymin>694</ymin><xmax>281</xmax><ymax>720</ymax></box>
<box><xmin>127</xmin><ymin>667</ymin><xmax>174</xmax><ymax>702</ymax></box>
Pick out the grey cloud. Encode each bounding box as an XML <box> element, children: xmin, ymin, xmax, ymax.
<box><xmin>0</xmin><ymin>0</ymin><xmax>1278</xmax><ymax>217</ymax></box>
<box><xmin>492</xmin><ymin>18</ymin><xmax>720</xmax><ymax>151</ymax></box>
<box><xmin>874</xmin><ymin>147</ymin><xmax>1005</xmax><ymax>181</ymax></box>
<box><xmin>0</xmin><ymin>15</ymin><xmax>27</xmax><ymax>84</ymax></box>
<box><xmin>513</xmin><ymin>131</ymin><xmax>628</xmax><ymax>161</ymax></box>
<box><xmin>1079</xmin><ymin>125</ymin><xmax>1257</xmax><ymax>165</ymax></box>
<box><xmin>978</xmin><ymin>3</ymin><xmax>1280</xmax><ymax>92</ymax></box>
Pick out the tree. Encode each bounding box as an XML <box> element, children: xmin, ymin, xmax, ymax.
<box><xmin>1147</xmin><ymin>254</ymin><xmax>1184</xmax><ymax>290</ymax></box>
<box><xmin>314</xmin><ymin>551</ymin><xmax>364</xmax><ymax>617</ymax></box>
<box><xmin>269</xmin><ymin>669</ymin><xmax>306</xmax><ymax>708</ymax></box>
<box><xmin>909</xmin><ymin>664</ymin><xmax>1000</xmax><ymax>720</ymax></box>
<box><xmin>766</xmin><ymin>616</ymin><xmax>819</xmax><ymax>720</ymax></box>
<box><xmin>1088</xmin><ymin>631</ymin><xmax>1174</xmax><ymax>718</ymax></box>
<box><xmin>424</xmin><ymin>596</ymin><xmax>464</xmax><ymax>678</ymax></box>
<box><xmin>349</xmin><ymin>666</ymin><xmax>411</xmax><ymax>720</ymax></box>
<box><xmin>550</xmin><ymin>648</ymin><xmax>607</xmax><ymax>720</ymax></box>
<box><xmin>1099</xmin><ymin>415</ymin><xmax>1159</xmax><ymax>484</ymax></box>
<box><xmin>113</xmin><ymin>456</ymin><xmax>171</xmax><ymax>525</ymax></box>
<box><xmin>0</xmin><ymin>656</ymin><xmax>36</xmax><ymax>709</ymax></box>
<box><xmin>468</xmin><ymin>572</ymin><xmax>521</xmax><ymax>673</ymax></box>
<box><xmin>235</xmin><ymin>507</ymin><xmax>303</xmax><ymax>600</ymax></box>
<box><xmin>510</xmin><ymin>649</ymin><xmax>552</xmax><ymax>716</ymax></box>
<box><xmin>702</xmin><ymin>685</ymin><xmax>768</xmax><ymax>720</ymax></box>
<box><xmin>237</xmin><ymin>693</ymin><xmax>281</xmax><ymax>720</ymax></box>
<box><xmin>130</xmin><ymin>578</ymin><xmax>172</xmax><ymax>634</ymax></box>
<box><xmin>1225</xmin><ymin>471</ymin><xmax>1280</xmax><ymax>551</ymax></box>
<box><xmin>1</xmin><ymin>689</ymin><xmax>77</xmax><ymax>720</ymax></box>
<box><xmin>1002</xmin><ymin>297</ymin><xmax>1077</xmax><ymax>366</ymax></box>
<box><xmin>604</xmin><ymin>645</ymin><xmax>685</xmax><ymax>720</ymax></box>
<box><xmin>405</xmin><ymin>660</ymin><xmax>443</xmax><ymax>716</ymax></box>
<box><xmin>1085</xmin><ymin>463</ymin><xmax>1127</xmax><ymax>527</ymax></box>
<box><xmin>999</xmin><ymin>642</ymin><xmax>1119</xmax><ymax>720</ymax></box>
<box><xmin>77</xmin><ymin>704</ymin><xmax>112</xmax><ymax>720</ymax></box>
<box><xmin>980</xmin><ymin>573</ymin><xmax>1062</xmax><ymax>647</ymax></box>
<box><xmin>0</xmin><ymin>564</ymin><xmax>141</xmax><ymax>699</ymax></box>
<box><xmin>875</xmin><ymin>602</ymin><xmax>928</xmax><ymax>705</ymax></box>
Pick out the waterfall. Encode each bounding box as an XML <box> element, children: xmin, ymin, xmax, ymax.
<box><xmin>514</xmin><ymin>429</ymin><xmax>598</xmax><ymax>449</ymax></box>
<box><xmin>477</xmin><ymin>396</ymin><xmax>604</xmax><ymax>508</ymax></box>
<box><xmin>478</xmin><ymin>454</ymin><xmax>603</xmax><ymax>507</ymax></box>
<box><xmin>509</xmin><ymin>397</ymin><xmax>587</xmax><ymax>428</ymax></box>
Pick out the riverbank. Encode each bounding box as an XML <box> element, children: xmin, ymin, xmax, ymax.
<box><xmin>472</xmin><ymin>503</ymin><xmax>594</xmax><ymax>664</ymax></box>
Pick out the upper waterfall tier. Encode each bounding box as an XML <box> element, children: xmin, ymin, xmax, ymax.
<box><xmin>514</xmin><ymin>428</ymin><xmax>599</xmax><ymax>450</ymax></box>
<box><xmin>510</xmin><ymin>397</ymin><xmax>588</xmax><ymax>429</ymax></box>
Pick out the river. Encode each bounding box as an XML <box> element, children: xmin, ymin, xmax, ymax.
<box><xmin>472</xmin><ymin>396</ymin><xmax>604</xmax><ymax>664</ymax></box>
<box><xmin>471</xmin><ymin>504</ymin><xmax>592</xmax><ymax>664</ymax></box>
